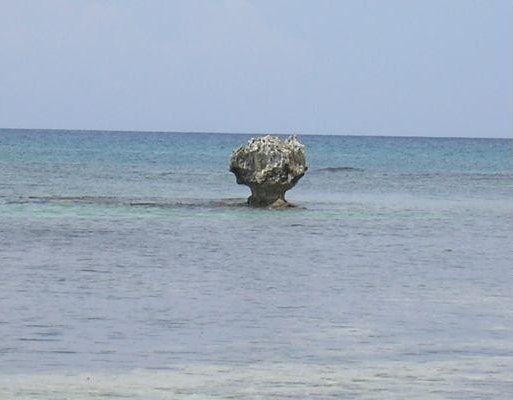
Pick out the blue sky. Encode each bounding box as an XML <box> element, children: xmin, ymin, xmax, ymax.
<box><xmin>0</xmin><ymin>0</ymin><xmax>511</xmax><ymax>137</ymax></box>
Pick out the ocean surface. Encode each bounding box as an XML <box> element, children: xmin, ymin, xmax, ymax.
<box><xmin>0</xmin><ymin>129</ymin><xmax>511</xmax><ymax>399</ymax></box>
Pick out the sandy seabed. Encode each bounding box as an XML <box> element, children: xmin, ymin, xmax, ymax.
<box><xmin>1</xmin><ymin>357</ymin><xmax>512</xmax><ymax>399</ymax></box>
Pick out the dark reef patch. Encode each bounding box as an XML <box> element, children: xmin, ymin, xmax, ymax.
<box><xmin>314</xmin><ymin>166</ymin><xmax>365</xmax><ymax>173</ymax></box>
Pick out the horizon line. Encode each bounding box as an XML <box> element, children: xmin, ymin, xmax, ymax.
<box><xmin>0</xmin><ymin>127</ymin><xmax>511</xmax><ymax>140</ymax></box>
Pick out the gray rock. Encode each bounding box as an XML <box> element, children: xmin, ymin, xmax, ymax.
<box><xmin>229</xmin><ymin>135</ymin><xmax>308</xmax><ymax>207</ymax></box>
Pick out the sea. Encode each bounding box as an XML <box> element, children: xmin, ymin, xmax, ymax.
<box><xmin>0</xmin><ymin>129</ymin><xmax>511</xmax><ymax>399</ymax></box>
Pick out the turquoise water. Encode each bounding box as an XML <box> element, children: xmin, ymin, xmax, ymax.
<box><xmin>0</xmin><ymin>129</ymin><xmax>512</xmax><ymax>399</ymax></box>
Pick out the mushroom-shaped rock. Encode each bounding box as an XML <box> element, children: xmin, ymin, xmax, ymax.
<box><xmin>229</xmin><ymin>135</ymin><xmax>308</xmax><ymax>207</ymax></box>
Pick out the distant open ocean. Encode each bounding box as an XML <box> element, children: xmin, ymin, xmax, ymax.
<box><xmin>0</xmin><ymin>129</ymin><xmax>512</xmax><ymax>399</ymax></box>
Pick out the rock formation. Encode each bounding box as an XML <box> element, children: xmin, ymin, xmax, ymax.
<box><xmin>229</xmin><ymin>135</ymin><xmax>307</xmax><ymax>207</ymax></box>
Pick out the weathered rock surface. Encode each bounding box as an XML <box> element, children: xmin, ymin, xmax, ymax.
<box><xmin>229</xmin><ymin>135</ymin><xmax>307</xmax><ymax>207</ymax></box>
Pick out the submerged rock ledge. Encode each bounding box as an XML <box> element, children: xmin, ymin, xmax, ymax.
<box><xmin>229</xmin><ymin>135</ymin><xmax>308</xmax><ymax>207</ymax></box>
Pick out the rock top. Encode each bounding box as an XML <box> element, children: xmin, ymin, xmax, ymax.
<box><xmin>229</xmin><ymin>135</ymin><xmax>307</xmax><ymax>207</ymax></box>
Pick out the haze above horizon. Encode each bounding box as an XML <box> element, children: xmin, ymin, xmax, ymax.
<box><xmin>1</xmin><ymin>0</ymin><xmax>511</xmax><ymax>138</ymax></box>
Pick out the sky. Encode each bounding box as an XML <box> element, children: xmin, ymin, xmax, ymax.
<box><xmin>0</xmin><ymin>0</ymin><xmax>511</xmax><ymax>138</ymax></box>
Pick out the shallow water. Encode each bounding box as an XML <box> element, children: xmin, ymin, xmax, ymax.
<box><xmin>0</xmin><ymin>130</ymin><xmax>512</xmax><ymax>399</ymax></box>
